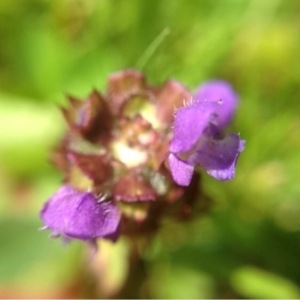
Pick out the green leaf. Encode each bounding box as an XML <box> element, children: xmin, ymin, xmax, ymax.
<box><xmin>231</xmin><ymin>266</ymin><xmax>300</xmax><ymax>299</ymax></box>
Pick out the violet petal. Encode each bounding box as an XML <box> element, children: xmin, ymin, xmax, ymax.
<box><xmin>40</xmin><ymin>185</ymin><xmax>121</xmax><ymax>241</ymax></box>
<box><xmin>194</xmin><ymin>81</ymin><xmax>238</xmax><ymax>128</ymax></box>
<box><xmin>169</xmin><ymin>101</ymin><xmax>215</xmax><ymax>153</ymax></box>
<box><xmin>168</xmin><ymin>153</ymin><xmax>194</xmax><ymax>186</ymax></box>
<box><xmin>189</xmin><ymin>133</ymin><xmax>245</xmax><ymax>181</ymax></box>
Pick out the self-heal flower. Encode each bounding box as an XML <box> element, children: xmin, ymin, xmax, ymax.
<box><xmin>41</xmin><ymin>185</ymin><xmax>121</xmax><ymax>243</ymax></box>
<box><xmin>168</xmin><ymin>80</ymin><xmax>245</xmax><ymax>186</ymax></box>
<box><xmin>40</xmin><ymin>70</ymin><xmax>222</xmax><ymax>246</ymax></box>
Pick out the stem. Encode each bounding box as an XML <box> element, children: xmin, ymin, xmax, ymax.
<box><xmin>112</xmin><ymin>240</ymin><xmax>150</xmax><ymax>299</ymax></box>
<box><xmin>137</xmin><ymin>27</ymin><xmax>170</xmax><ymax>70</ymax></box>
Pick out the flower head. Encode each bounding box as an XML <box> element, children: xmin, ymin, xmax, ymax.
<box><xmin>42</xmin><ymin>70</ymin><xmax>203</xmax><ymax>244</ymax></box>
<box><xmin>40</xmin><ymin>71</ymin><xmax>244</xmax><ymax>246</ymax></box>
<box><xmin>168</xmin><ymin>80</ymin><xmax>245</xmax><ymax>186</ymax></box>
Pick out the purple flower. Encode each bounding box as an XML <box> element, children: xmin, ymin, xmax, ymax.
<box><xmin>168</xmin><ymin>80</ymin><xmax>245</xmax><ymax>186</ymax></box>
<box><xmin>40</xmin><ymin>185</ymin><xmax>121</xmax><ymax>243</ymax></box>
<box><xmin>194</xmin><ymin>80</ymin><xmax>238</xmax><ymax>127</ymax></box>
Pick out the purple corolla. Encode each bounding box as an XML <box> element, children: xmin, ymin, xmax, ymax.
<box><xmin>168</xmin><ymin>80</ymin><xmax>245</xmax><ymax>186</ymax></box>
<box><xmin>40</xmin><ymin>185</ymin><xmax>121</xmax><ymax>243</ymax></box>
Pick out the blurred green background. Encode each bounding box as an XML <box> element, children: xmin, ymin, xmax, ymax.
<box><xmin>1</xmin><ymin>0</ymin><xmax>300</xmax><ymax>298</ymax></box>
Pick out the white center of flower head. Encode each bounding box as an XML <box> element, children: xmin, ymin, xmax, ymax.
<box><xmin>112</xmin><ymin>141</ymin><xmax>148</xmax><ymax>168</ymax></box>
